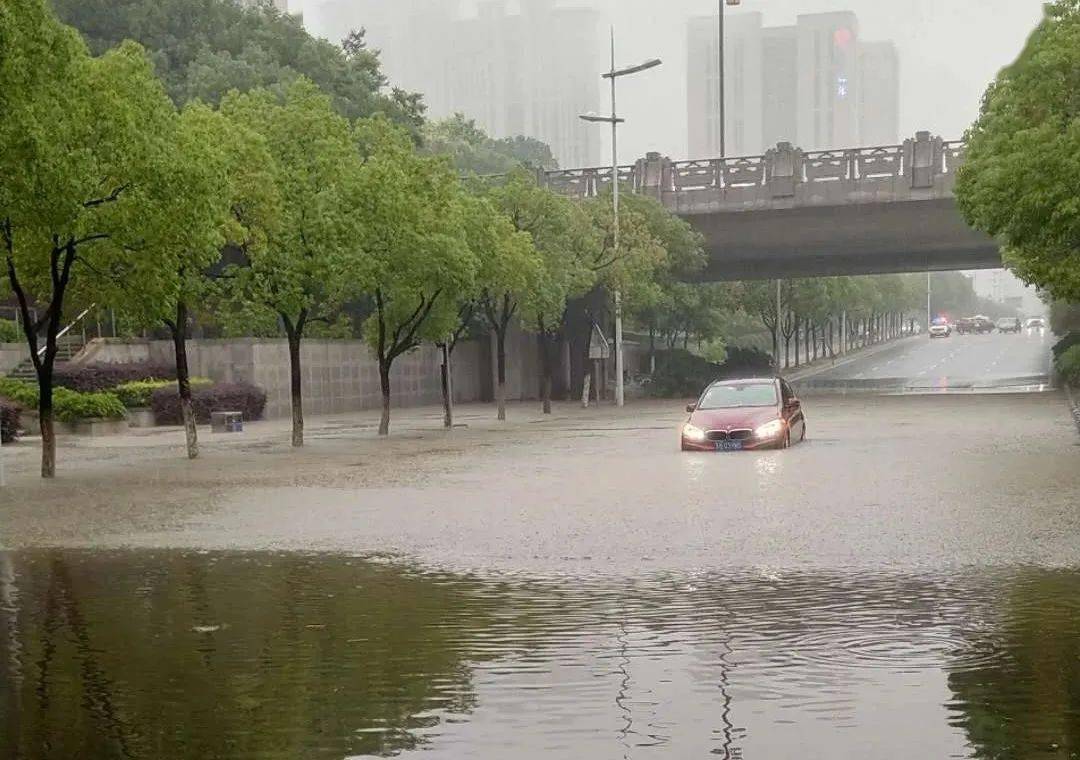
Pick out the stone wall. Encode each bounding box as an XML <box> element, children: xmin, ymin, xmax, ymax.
<box><xmin>81</xmin><ymin>326</ymin><xmax>554</xmax><ymax>420</ymax></box>
<box><xmin>0</xmin><ymin>343</ymin><xmax>28</xmax><ymax>375</ymax></box>
<box><xmin>137</xmin><ymin>338</ymin><xmax>492</xmax><ymax>420</ymax></box>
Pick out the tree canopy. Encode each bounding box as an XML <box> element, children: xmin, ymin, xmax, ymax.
<box><xmin>424</xmin><ymin>114</ymin><xmax>559</xmax><ymax>175</ymax></box>
<box><xmin>957</xmin><ymin>0</ymin><xmax>1080</xmax><ymax>301</ymax></box>
<box><xmin>52</xmin><ymin>0</ymin><xmax>425</xmax><ymax>134</ymax></box>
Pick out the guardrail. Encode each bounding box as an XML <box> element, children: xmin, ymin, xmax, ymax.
<box><xmin>485</xmin><ymin>132</ymin><xmax>967</xmax><ymax>200</ymax></box>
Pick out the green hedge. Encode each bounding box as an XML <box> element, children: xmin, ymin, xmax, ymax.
<box><xmin>0</xmin><ymin>378</ymin><xmax>125</xmax><ymax>421</ymax></box>
<box><xmin>1056</xmin><ymin>345</ymin><xmax>1080</xmax><ymax>387</ymax></box>
<box><xmin>114</xmin><ymin>378</ymin><xmax>211</xmax><ymax>408</ymax></box>
<box><xmin>0</xmin><ymin>377</ymin><xmax>38</xmax><ymax>407</ymax></box>
<box><xmin>0</xmin><ymin>319</ymin><xmax>21</xmax><ymax>343</ymax></box>
<box><xmin>53</xmin><ymin>389</ymin><xmax>126</xmax><ymax>423</ymax></box>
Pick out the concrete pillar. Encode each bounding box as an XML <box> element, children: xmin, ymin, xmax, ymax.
<box><xmin>636</xmin><ymin>152</ymin><xmax>671</xmax><ymax>201</ymax></box>
<box><xmin>765</xmin><ymin>142</ymin><xmax>802</xmax><ymax>198</ymax></box>
<box><xmin>905</xmin><ymin>131</ymin><xmax>944</xmax><ymax>189</ymax></box>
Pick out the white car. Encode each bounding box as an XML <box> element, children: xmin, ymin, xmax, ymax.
<box><xmin>929</xmin><ymin>323</ymin><xmax>951</xmax><ymax>339</ymax></box>
<box><xmin>1026</xmin><ymin>318</ymin><xmax>1047</xmax><ymax>329</ymax></box>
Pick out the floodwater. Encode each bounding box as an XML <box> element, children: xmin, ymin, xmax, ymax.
<box><xmin>2</xmin><ymin>550</ymin><xmax>1079</xmax><ymax>759</ymax></box>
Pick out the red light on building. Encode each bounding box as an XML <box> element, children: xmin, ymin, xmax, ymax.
<box><xmin>833</xmin><ymin>26</ymin><xmax>853</xmax><ymax>49</ymax></box>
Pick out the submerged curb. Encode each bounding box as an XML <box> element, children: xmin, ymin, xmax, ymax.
<box><xmin>1066</xmin><ymin>384</ymin><xmax>1080</xmax><ymax>437</ymax></box>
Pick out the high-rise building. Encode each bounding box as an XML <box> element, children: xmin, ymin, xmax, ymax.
<box><xmin>687</xmin><ymin>12</ymin><xmax>763</xmax><ymax>158</ymax></box>
<box><xmin>688</xmin><ymin>10</ymin><xmax>898</xmax><ymax>157</ymax></box>
<box><xmin>311</xmin><ymin>0</ymin><xmax>604</xmax><ymax>168</ymax></box>
<box><xmin>761</xmin><ymin>25</ymin><xmax>798</xmax><ymax>153</ymax></box>
<box><xmin>796</xmin><ymin>12</ymin><xmax>860</xmax><ymax>151</ymax></box>
<box><xmin>859</xmin><ymin>42</ymin><xmax>901</xmax><ymax>146</ymax></box>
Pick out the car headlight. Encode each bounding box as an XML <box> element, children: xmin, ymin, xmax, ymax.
<box><xmin>755</xmin><ymin>418</ymin><xmax>785</xmax><ymax>438</ymax></box>
<box><xmin>682</xmin><ymin>424</ymin><xmax>707</xmax><ymax>442</ymax></box>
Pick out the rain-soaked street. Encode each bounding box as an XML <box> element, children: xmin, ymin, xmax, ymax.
<box><xmin>2</xmin><ymin>330</ymin><xmax>1079</xmax><ymax>759</ymax></box>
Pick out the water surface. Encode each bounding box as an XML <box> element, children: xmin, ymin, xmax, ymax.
<box><xmin>1</xmin><ymin>551</ymin><xmax>1078</xmax><ymax>759</ymax></box>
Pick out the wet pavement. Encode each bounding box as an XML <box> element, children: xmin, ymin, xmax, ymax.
<box><xmin>801</xmin><ymin>328</ymin><xmax>1055</xmax><ymax>391</ymax></box>
<box><xmin>1</xmin><ymin>332</ymin><xmax>1078</xmax><ymax>758</ymax></box>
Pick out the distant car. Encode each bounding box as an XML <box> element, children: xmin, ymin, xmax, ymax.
<box><xmin>681</xmin><ymin>377</ymin><xmax>806</xmax><ymax>452</ymax></box>
<box><xmin>997</xmin><ymin>317</ymin><xmax>1022</xmax><ymax>334</ymax></box>
<box><xmin>963</xmin><ymin>316</ymin><xmax>995</xmax><ymax>334</ymax></box>
<box><xmin>954</xmin><ymin>318</ymin><xmax>974</xmax><ymax>335</ymax></box>
<box><xmin>1026</xmin><ymin>317</ymin><xmax>1047</xmax><ymax>329</ymax></box>
<box><xmin>929</xmin><ymin>323</ymin><xmax>951</xmax><ymax>338</ymax></box>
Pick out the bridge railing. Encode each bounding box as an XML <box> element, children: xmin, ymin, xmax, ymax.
<box><xmin>495</xmin><ymin>131</ymin><xmax>966</xmax><ymax>200</ymax></box>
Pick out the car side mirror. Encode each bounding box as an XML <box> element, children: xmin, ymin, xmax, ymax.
<box><xmin>686</xmin><ymin>403</ymin><xmax>696</xmax><ymax>413</ymax></box>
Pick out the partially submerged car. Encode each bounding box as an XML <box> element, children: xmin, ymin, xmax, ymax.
<box><xmin>682</xmin><ymin>378</ymin><xmax>807</xmax><ymax>452</ymax></box>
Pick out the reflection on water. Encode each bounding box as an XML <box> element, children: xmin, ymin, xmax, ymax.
<box><xmin>1</xmin><ymin>551</ymin><xmax>1079</xmax><ymax>759</ymax></box>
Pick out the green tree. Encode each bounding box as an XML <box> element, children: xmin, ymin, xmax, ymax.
<box><xmin>220</xmin><ymin>79</ymin><xmax>360</xmax><ymax>448</ymax></box>
<box><xmin>98</xmin><ymin>103</ymin><xmax>276</xmax><ymax>459</ymax></box>
<box><xmin>484</xmin><ymin>172</ymin><xmax>597</xmax><ymax>413</ymax></box>
<box><xmin>423</xmin><ymin>114</ymin><xmax>558</xmax><ymax>175</ymax></box>
<box><xmin>1</xmin><ymin>0</ymin><xmax>177</xmax><ymax>477</ymax></box>
<box><xmin>458</xmin><ymin>195</ymin><xmax>540</xmax><ymax>421</ymax></box>
<box><xmin>355</xmin><ymin>120</ymin><xmax>476</xmax><ymax>436</ymax></box>
<box><xmin>957</xmin><ymin>0</ymin><xmax>1080</xmax><ymax>301</ymax></box>
<box><xmin>53</xmin><ymin>0</ymin><xmax>424</xmax><ymax>132</ymax></box>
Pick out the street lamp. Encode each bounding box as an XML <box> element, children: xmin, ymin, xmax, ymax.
<box><xmin>719</xmin><ymin>0</ymin><xmax>742</xmax><ymax>158</ymax></box>
<box><xmin>580</xmin><ymin>31</ymin><xmax>662</xmax><ymax>408</ymax></box>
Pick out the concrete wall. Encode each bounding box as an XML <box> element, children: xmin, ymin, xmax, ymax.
<box><xmin>75</xmin><ymin>339</ymin><xmax>152</xmax><ymax>365</ymax></box>
<box><xmin>139</xmin><ymin>338</ymin><xmax>492</xmax><ymax>420</ymax></box>
<box><xmin>0</xmin><ymin>343</ymin><xmax>28</xmax><ymax>375</ymax></box>
<box><xmin>83</xmin><ymin>327</ymin><xmax>550</xmax><ymax>420</ymax></box>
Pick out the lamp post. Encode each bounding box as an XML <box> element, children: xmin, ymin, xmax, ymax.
<box><xmin>581</xmin><ymin>30</ymin><xmax>661</xmax><ymax>408</ymax></box>
<box><xmin>719</xmin><ymin>0</ymin><xmax>742</xmax><ymax>158</ymax></box>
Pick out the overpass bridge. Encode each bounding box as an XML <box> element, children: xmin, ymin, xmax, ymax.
<box><xmin>531</xmin><ymin>132</ymin><xmax>999</xmax><ymax>281</ymax></box>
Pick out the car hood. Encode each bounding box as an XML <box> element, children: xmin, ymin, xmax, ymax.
<box><xmin>690</xmin><ymin>406</ymin><xmax>780</xmax><ymax>431</ymax></box>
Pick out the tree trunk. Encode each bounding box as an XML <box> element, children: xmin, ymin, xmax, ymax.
<box><xmin>440</xmin><ymin>343</ymin><xmax>453</xmax><ymax>429</ymax></box>
<box><xmin>285</xmin><ymin>324</ymin><xmax>304</xmax><ymax>448</ymax></box>
<box><xmin>170</xmin><ymin>302</ymin><xmax>198</xmax><ymax>460</ymax></box>
<box><xmin>539</xmin><ymin>331</ymin><xmax>553</xmax><ymax>415</ymax></box>
<box><xmin>39</xmin><ymin>377</ymin><xmax>56</xmax><ymax>479</ymax></box>
<box><xmin>379</xmin><ymin>364</ymin><xmax>391</xmax><ymax>436</ymax></box>
<box><xmin>794</xmin><ymin>317</ymin><xmax>801</xmax><ymax>368</ymax></box>
<box><xmin>495</xmin><ymin>325</ymin><xmax>507</xmax><ymax>421</ymax></box>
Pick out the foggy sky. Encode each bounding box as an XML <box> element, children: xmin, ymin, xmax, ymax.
<box><xmin>293</xmin><ymin>0</ymin><xmax>1048</xmax><ymax>163</ymax></box>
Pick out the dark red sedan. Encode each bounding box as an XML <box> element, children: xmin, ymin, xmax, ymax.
<box><xmin>681</xmin><ymin>377</ymin><xmax>807</xmax><ymax>451</ymax></box>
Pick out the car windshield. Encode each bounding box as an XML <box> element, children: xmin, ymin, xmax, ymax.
<box><xmin>698</xmin><ymin>383</ymin><xmax>778</xmax><ymax>409</ymax></box>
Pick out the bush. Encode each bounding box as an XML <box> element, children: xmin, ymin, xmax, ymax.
<box><xmin>0</xmin><ymin>378</ymin><xmax>125</xmax><ymax>422</ymax></box>
<box><xmin>0</xmin><ymin>319</ymin><xmax>21</xmax><ymax>343</ymax></box>
<box><xmin>647</xmin><ymin>347</ymin><xmax>776</xmax><ymax>398</ymax></box>
<box><xmin>53</xmin><ymin>389</ymin><xmax>126</xmax><ymax>423</ymax></box>
<box><xmin>151</xmin><ymin>382</ymin><xmax>267</xmax><ymax>426</ymax></box>
<box><xmin>54</xmin><ymin>361</ymin><xmax>177</xmax><ymax>392</ymax></box>
<box><xmin>1056</xmin><ymin>345</ymin><xmax>1080</xmax><ymax>387</ymax></box>
<box><xmin>0</xmin><ymin>377</ymin><xmax>38</xmax><ymax>408</ymax></box>
<box><xmin>1052</xmin><ymin>332</ymin><xmax>1080</xmax><ymax>360</ymax></box>
<box><xmin>0</xmin><ymin>399</ymin><xmax>19</xmax><ymax>443</ymax></box>
<box><xmin>114</xmin><ymin>378</ymin><xmax>211</xmax><ymax>408</ymax></box>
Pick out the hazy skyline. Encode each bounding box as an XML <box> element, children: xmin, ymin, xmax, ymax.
<box><xmin>296</xmin><ymin>0</ymin><xmax>1048</xmax><ymax>164</ymax></box>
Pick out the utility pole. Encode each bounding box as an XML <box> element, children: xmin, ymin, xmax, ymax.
<box><xmin>580</xmin><ymin>32</ymin><xmax>661</xmax><ymax>408</ymax></box>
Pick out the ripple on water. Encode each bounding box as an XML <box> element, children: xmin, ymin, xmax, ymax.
<box><xmin>2</xmin><ymin>551</ymin><xmax>1078</xmax><ymax>759</ymax></box>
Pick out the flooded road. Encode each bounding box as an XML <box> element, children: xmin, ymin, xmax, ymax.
<box><xmin>1</xmin><ymin>334</ymin><xmax>1077</xmax><ymax>758</ymax></box>
<box><xmin>2</xmin><ymin>550</ymin><xmax>1079</xmax><ymax>759</ymax></box>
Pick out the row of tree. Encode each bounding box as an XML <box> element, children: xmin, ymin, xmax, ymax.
<box><xmin>631</xmin><ymin>271</ymin><xmax>1013</xmax><ymax>371</ymax></box>
<box><xmin>0</xmin><ymin>0</ymin><xmax>700</xmax><ymax>478</ymax></box>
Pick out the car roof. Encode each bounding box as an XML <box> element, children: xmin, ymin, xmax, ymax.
<box><xmin>708</xmin><ymin>377</ymin><xmax>779</xmax><ymax>387</ymax></box>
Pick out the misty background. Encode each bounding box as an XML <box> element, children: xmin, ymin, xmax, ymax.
<box><xmin>292</xmin><ymin>0</ymin><xmax>1047</xmax><ymax>164</ymax></box>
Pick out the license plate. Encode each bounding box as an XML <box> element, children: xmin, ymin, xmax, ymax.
<box><xmin>715</xmin><ymin>440</ymin><xmax>743</xmax><ymax>452</ymax></box>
